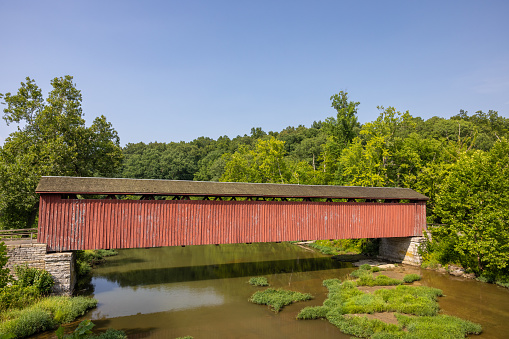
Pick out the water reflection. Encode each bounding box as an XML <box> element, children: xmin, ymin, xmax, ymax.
<box><xmin>91</xmin><ymin>278</ymin><xmax>224</xmax><ymax>318</ymax></box>
<box><xmin>96</xmin><ymin>257</ymin><xmax>350</xmax><ymax>287</ymax></box>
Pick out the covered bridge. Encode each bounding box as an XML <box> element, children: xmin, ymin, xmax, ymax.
<box><xmin>36</xmin><ymin>176</ymin><xmax>428</xmax><ymax>252</ymax></box>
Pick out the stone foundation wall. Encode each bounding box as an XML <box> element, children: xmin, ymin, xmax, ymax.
<box><xmin>378</xmin><ymin>236</ymin><xmax>426</xmax><ymax>266</ymax></box>
<box><xmin>5</xmin><ymin>243</ymin><xmax>76</xmax><ymax>295</ymax></box>
<box><xmin>45</xmin><ymin>252</ymin><xmax>76</xmax><ymax>295</ymax></box>
<box><xmin>5</xmin><ymin>243</ymin><xmax>47</xmax><ymax>273</ymax></box>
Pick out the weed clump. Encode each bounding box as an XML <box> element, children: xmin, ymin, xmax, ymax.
<box><xmin>248</xmin><ymin>277</ymin><xmax>269</xmax><ymax>286</ymax></box>
<box><xmin>249</xmin><ymin>288</ymin><xmax>312</xmax><ymax>313</ymax></box>
<box><xmin>403</xmin><ymin>274</ymin><xmax>421</xmax><ymax>283</ymax></box>
<box><xmin>0</xmin><ymin>296</ymin><xmax>97</xmax><ymax>338</ymax></box>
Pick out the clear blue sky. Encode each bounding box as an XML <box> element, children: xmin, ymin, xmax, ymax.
<box><xmin>1</xmin><ymin>1</ymin><xmax>508</xmax><ymax>146</ymax></box>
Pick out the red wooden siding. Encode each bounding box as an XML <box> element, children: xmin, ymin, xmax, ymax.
<box><xmin>38</xmin><ymin>195</ymin><xmax>427</xmax><ymax>251</ymax></box>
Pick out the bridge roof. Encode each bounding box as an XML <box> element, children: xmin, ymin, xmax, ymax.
<box><xmin>36</xmin><ymin>176</ymin><xmax>429</xmax><ymax>201</ymax></box>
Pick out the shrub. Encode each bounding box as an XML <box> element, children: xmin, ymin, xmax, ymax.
<box><xmin>0</xmin><ymin>285</ymin><xmax>40</xmax><ymax>312</ymax></box>
<box><xmin>248</xmin><ymin>277</ymin><xmax>269</xmax><ymax>286</ymax></box>
<box><xmin>13</xmin><ymin>265</ymin><xmax>54</xmax><ymax>295</ymax></box>
<box><xmin>249</xmin><ymin>288</ymin><xmax>312</xmax><ymax>313</ymax></box>
<box><xmin>403</xmin><ymin>274</ymin><xmax>421</xmax><ymax>283</ymax></box>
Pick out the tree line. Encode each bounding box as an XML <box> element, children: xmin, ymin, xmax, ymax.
<box><xmin>1</xmin><ymin>76</ymin><xmax>508</xmax><ymax>280</ymax></box>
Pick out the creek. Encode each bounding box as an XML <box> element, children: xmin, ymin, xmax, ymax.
<box><xmin>77</xmin><ymin>243</ymin><xmax>508</xmax><ymax>338</ymax></box>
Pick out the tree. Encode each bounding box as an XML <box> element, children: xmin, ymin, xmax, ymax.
<box><xmin>0</xmin><ymin>76</ymin><xmax>123</xmax><ymax>229</ymax></box>
<box><xmin>338</xmin><ymin>106</ymin><xmax>414</xmax><ymax>187</ymax></box>
<box><xmin>220</xmin><ymin>137</ymin><xmax>290</xmax><ymax>184</ymax></box>
<box><xmin>434</xmin><ymin>139</ymin><xmax>509</xmax><ymax>277</ymax></box>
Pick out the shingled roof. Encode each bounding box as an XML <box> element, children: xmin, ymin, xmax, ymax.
<box><xmin>36</xmin><ymin>176</ymin><xmax>429</xmax><ymax>201</ymax></box>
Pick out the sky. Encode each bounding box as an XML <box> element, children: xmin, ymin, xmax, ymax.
<box><xmin>1</xmin><ymin>1</ymin><xmax>508</xmax><ymax>146</ymax></box>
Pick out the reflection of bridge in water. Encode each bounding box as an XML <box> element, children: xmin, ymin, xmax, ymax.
<box><xmin>36</xmin><ymin>176</ymin><xmax>428</xmax><ymax>252</ymax></box>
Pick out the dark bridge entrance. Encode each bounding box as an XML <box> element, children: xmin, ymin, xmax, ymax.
<box><xmin>36</xmin><ymin>177</ymin><xmax>428</xmax><ymax>252</ymax></box>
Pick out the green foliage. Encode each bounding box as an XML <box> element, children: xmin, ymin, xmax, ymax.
<box><xmin>0</xmin><ymin>308</ymin><xmax>53</xmax><ymax>338</ymax></box>
<box><xmin>296</xmin><ymin>306</ymin><xmax>329</xmax><ymax>319</ymax></box>
<box><xmin>249</xmin><ymin>288</ymin><xmax>312</xmax><ymax>313</ymax></box>
<box><xmin>403</xmin><ymin>274</ymin><xmax>421</xmax><ymax>283</ymax></box>
<box><xmin>56</xmin><ymin>319</ymin><xmax>94</xmax><ymax>339</ymax></box>
<box><xmin>356</xmin><ymin>275</ymin><xmax>403</xmax><ymax>287</ymax></box>
<box><xmin>326</xmin><ymin>313</ymin><xmax>403</xmax><ymax>338</ymax></box>
<box><xmin>221</xmin><ymin>137</ymin><xmax>291</xmax><ymax>184</ymax></box>
<box><xmin>297</xmin><ymin>276</ymin><xmax>480</xmax><ymax>338</ymax></box>
<box><xmin>0</xmin><ymin>76</ymin><xmax>123</xmax><ymax>229</ymax></box>
<box><xmin>0</xmin><ymin>285</ymin><xmax>40</xmax><ymax>312</ymax></box>
<box><xmin>375</xmin><ymin>286</ymin><xmax>442</xmax><ymax>316</ymax></box>
<box><xmin>396</xmin><ymin>314</ymin><xmax>482</xmax><ymax>338</ymax></box>
<box><xmin>248</xmin><ymin>277</ymin><xmax>269</xmax><ymax>286</ymax></box>
<box><xmin>433</xmin><ymin>139</ymin><xmax>509</xmax><ymax>276</ymax></box>
<box><xmin>56</xmin><ymin>320</ymin><xmax>127</xmax><ymax>339</ymax></box>
<box><xmin>14</xmin><ymin>265</ymin><xmax>54</xmax><ymax>295</ymax></box>
<box><xmin>0</xmin><ymin>296</ymin><xmax>97</xmax><ymax>338</ymax></box>
<box><xmin>36</xmin><ymin>296</ymin><xmax>97</xmax><ymax>324</ymax></box>
<box><xmin>349</xmin><ymin>265</ymin><xmax>381</xmax><ymax>279</ymax></box>
<box><xmin>175</xmin><ymin>337</ymin><xmax>194</xmax><ymax>339</ymax></box>
<box><xmin>76</xmin><ymin>249</ymin><xmax>118</xmax><ymax>278</ymax></box>
<box><xmin>0</xmin><ymin>243</ymin><xmax>11</xmax><ymax>289</ymax></box>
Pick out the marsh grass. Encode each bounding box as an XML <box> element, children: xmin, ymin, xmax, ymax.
<box><xmin>356</xmin><ymin>275</ymin><xmax>403</xmax><ymax>287</ymax></box>
<box><xmin>0</xmin><ymin>296</ymin><xmax>97</xmax><ymax>338</ymax></box>
<box><xmin>248</xmin><ymin>277</ymin><xmax>269</xmax><ymax>286</ymax></box>
<box><xmin>296</xmin><ymin>279</ymin><xmax>481</xmax><ymax>338</ymax></box>
<box><xmin>249</xmin><ymin>288</ymin><xmax>312</xmax><ymax>313</ymax></box>
<box><xmin>402</xmin><ymin>274</ymin><xmax>421</xmax><ymax>283</ymax></box>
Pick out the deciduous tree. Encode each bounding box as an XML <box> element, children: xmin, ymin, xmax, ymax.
<box><xmin>0</xmin><ymin>76</ymin><xmax>123</xmax><ymax>229</ymax></box>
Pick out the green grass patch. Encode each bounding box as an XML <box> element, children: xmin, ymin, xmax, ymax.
<box><xmin>396</xmin><ymin>314</ymin><xmax>482</xmax><ymax>338</ymax></box>
<box><xmin>356</xmin><ymin>275</ymin><xmax>403</xmax><ymax>287</ymax></box>
<box><xmin>297</xmin><ymin>277</ymin><xmax>481</xmax><ymax>338</ymax></box>
<box><xmin>248</xmin><ymin>277</ymin><xmax>269</xmax><ymax>286</ymax></box>
<box><xmin>326</xmin><ymin>312</ymin><xmax>403</xmax><ymax>338</ymax></box>
<box><xmin>403</xmin><ymin>274</ymin><xmax>421</xmax><ymax>283</ymax></box>
<box><xmin>296</xmin><ymin>306</ymin><xmax>329</xmax><ymax>319</ymax></box>
<box><xmin>0</xmin><ymin>296</ymin><xmax>97</xmax><ymax>338</ymax></box>
<box><xmin>249</xmin><ymin>288</ymin><xmax>312</xmax><ymax>313</ymax></box>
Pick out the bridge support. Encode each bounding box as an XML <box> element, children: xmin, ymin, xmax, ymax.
<box><xmin>5</xmin><ymin>243</ymin><xmax>76</xmax><ymax>295</ymax></box>
<box><xmin>378</xmin><ymin>236</ymin><xmax>426</xmax><ymax>266</ymax></box>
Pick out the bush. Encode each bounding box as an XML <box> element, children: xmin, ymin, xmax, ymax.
<box><xmin>14</xmin><ymin>265</ymin><xmax>54</xmax><ymax>295</ymax></box>
<box><xmin>403</xmin><ymin>274</ymin><xmax>421</xmax><ymax>283</ymax></box>
<box><xmin>76</xmin><ymin>250</ymin><xmax>118</xmax><ymax>278</ymax></box>
<box><xmin>0</xmin><ymin>285</ymin><xmax>40</xmax><ymax>312</ymax></box>
<box><xmin>249</xmin><ymin>288</ymin><xmax>312</xmax><ymax>313</ymax></box>
<box><xmin>248</xmin><ymin>277</ymin><xmax>269</xmax><ymax>286</ymax></box>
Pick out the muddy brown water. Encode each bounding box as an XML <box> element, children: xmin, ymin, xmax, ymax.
<box><xmin>45</xmin><ymin>243</ymin><xmax>509</xmax><ymax>338</ymax></box>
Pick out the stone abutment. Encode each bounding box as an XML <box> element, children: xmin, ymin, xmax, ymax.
<box><xmin>5</xmin><ymin>243</ymin><xmax>76</xmax><ymax>295</ymax></box>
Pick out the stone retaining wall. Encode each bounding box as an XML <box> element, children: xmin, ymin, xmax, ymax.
<box><xmin>5</xmin><ymin>243</ymin><xmax>75</xmax><ymax>295</ymax></box>
<box><xmin>378</xmin><ymin>236</ymin><xmax>426</xmax><ymax>266</ymax></box>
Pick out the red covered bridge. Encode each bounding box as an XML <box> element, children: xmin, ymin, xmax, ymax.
<box><xmin>36</xmin><ymin>176</ymin><xmax>428</xmax><ymax>252</ymax></box>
